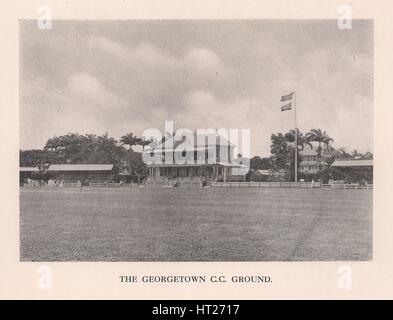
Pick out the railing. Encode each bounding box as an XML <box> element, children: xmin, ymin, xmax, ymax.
<box><xmin>23</xmin><ymin>180</ymin><xmax>373</xmax><ymax>190</ymax></box>
<box><xmin>146</xmin><ymin>176</ymin><xmax>205</xmax><ymax>187</ymax></box>
<box><xmin>145</xmin><ymin>179</ymin><xmax>173</xmax><ymax>187</ymax></box>
<box><xmin>62</xmin><ymin>182</ymin><xmax>82</xmax><ymax>187</ymax></box>
<box><xmin>211</xmin><ymin>181</ymin><xmax>373</xmax><ymax>189</ymax></box>
<box><xmin>322</xmin><ymin>183</ymin><xmax>373</xmax><ymax>190</ymax></box>
<box><xmin>175</xmin><ymin>180</ymin><xmax>203</xmax><ymax>188</ymax></box>
<box><xmin>89</xmin><ymin>182</ymin><xmax>135</xmax><ymax>187</ymax></box>
<box><xmin>211</xmin><ymin>181</ymin><xmax>322</xmax><ymax>188</ymax></box>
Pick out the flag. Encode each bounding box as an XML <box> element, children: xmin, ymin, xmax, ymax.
<box><xmin>280</xmin><ymin>92</ymin><xmax>294</xmax><ymax>111</ymax></box>
<box><xmin>281</xmin><ymin>92</ymin><xmax>294</xmax><ymax>101</ymax></box>
<box><xmin>281</xmin><ymin>103</ymin><xmax>292</xmax><ymax>111</ymax></box>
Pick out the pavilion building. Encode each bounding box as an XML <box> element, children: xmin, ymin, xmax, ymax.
<box><xmin>299</xmin><ymin>143</ymin><xmax>332</xmax><ymax>174</ymax></box>
<box><xmin>20</xmin><ymin>164</ymin><xmax>115</xmax><ymax>185</ymax></box>
<box><xmin>331</xmin><ymin>158</ymin><xmax>373</xmax><ymax>183</ymax></box>
<box><xmin>143</xmin><ymin>132</ymin><xmax>249</xmax><ymax>184</ymax></box>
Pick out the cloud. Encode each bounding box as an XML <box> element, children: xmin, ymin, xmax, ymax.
<box><xmin>89</xmin><ymin>36</ymin><xmax>228</xmax><ymax>79</ymax></box>
<box><xmin>170</xmin><ymin>90</ymin><xmax>280</xmax><ymax>155</ymax></box>
<box><xmin>184</xmin><ymin>48</ymin><xmax>223</xmax><ymax>73</ymax></box>
<box><xmin>175</xmin><ymin>90</ymin><xmax>257</xmax><ymax>129</ymax></box>
<box><xmin>65</xmin><ymin>72</ymin><xmax>126</xmax><ymax>114</ymax></box>
<box><xmin>89</xmin><ymin>36</ymin><xmax>129</xmax><ymax>59</ymax></box>
<box><xmin>20</xmin><ymin>72</ymin><xmax>129</xmax><ymax>149</ymax></box>
<box><xmin>90</xmin><ymin>36</ymin><xmax>178</xmax><ymax>67</ymax></box>
<box><xmin>329</xmin><ymin>95</ymin><xmax>373</xmax><ymax>152</ymax></box>
<box><xmin>20</xmin><ymin>21</ymin><xmax>373</xmax><ymax>156</ymax></box>
<box><xmin>87</xmin><ymin>36</ymin><xmax>232</xmax><ymax>115</ymax></box>
<box><xmin>67</xmin><ymin>73</ymin><xmax>103</xmax><ymax>97</ymax></box>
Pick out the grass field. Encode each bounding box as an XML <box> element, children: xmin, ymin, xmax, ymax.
<box><xmin>20</xmin><ymin>187</ymin><xmax>372</xmax><ymax>261</ymax></box>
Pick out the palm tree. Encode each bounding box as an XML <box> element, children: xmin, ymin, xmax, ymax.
<box><xmin>270</xmin><ymin>133</ymin><xmax>289</xmax><ymax>169</ymax></box>
<box><xmin>284</xmin><ymin>129</ymin><xmax>312</xmax><ymax>176</ymax></box>
<box><xmin>284</xmin><ymin>129</ymin><xmax>312</xmax><ymax>151</ymax></box>
<box><xmin>306</xmin><ymin>129</ymin><xmax>334</xmax><ymax>171</ymax></box>
<box><xmin>361</xmin><ymin>151</ymin><xmax>373</xmax><ymax>160</ymax></box>
<box><xmin>120</xmin><ymin>133</ymin><xmax>141</xmax><ymax>151</ymax></box>
<box><xmin>337</xmin><ymin>147</ymin><xmax>350</xmax><ymax>158</ymax></box>
<box><xmin>139</xmin><ymin>138</ymin><xmax>152</xmax><ymax>151</ymax></box>
<box><xmin>325</xmin><ymin>144</ymin><xmax>335</xmax><ymax>156</ymax></box>
<box><xmin>120</xmin><ymin>133</ymin><xmax>144</xmax><ymax>179</ymax></box>
<box><xmin>351</xmin><ymin>149</ymin><xmax>362</xmax><ymax>158</ymax></box>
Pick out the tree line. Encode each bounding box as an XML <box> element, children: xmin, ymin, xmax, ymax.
<box><xmin>250</xmin><ymin>128</ymin><xmax>373</xmax><ymax>174</ymax></box>
<box><xmin>20</xmin><ymin>132</ymin><xmax>151</xmax><ymax>182</ymax></box>
<box><xmin>20</xmin><ymin>129</ymin><xmax>372</xmax><ymax>182</ymax></box>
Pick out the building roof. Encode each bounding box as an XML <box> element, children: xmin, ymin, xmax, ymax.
<box><xmin>48</xmin><ymin>164</ymin><xmax>114</xmax><ymax>171</ymax></box>
<box><xmin>256</xmin><ymin>169</ymin><xmax>271</xmax><ymax>175</ymax></box>
<box><xmin>146</xmin><ymin>163</ymin><xmax>243</xmax><ymax>168</ymax></box>
<box><xmin>146</xmin><ymin>131</ymin><xmax>235</xmax><ymax>152</ymax></box>
<box><xmin>331</xmin><ymin>159</ymin><xmax>373</xmax><ymax>167</ymax></box>
<box><xmin>217</xmin><ymin>162</ymin><xmax>242</xmax><ymax>168</ymax></box>
<box><xmin>300</xmin><ymin>160</ymin><xmax>328</xmax><ymax>165</ymax></box>
<box><xmin>147</xmin><ymin>145</ymin><xmax>216</xmax><ymax>154</ymax></box>
<box><xmin>20</xmin><ymin>167</ymin><xmax>39</xmax><ymax>172</ymax></box>
<box><xmin>298</xmin><ymin>143</ymin><xmax>331</xmax><ymax>157</ymax></box>
<box><xmin>20</xmin><ymin>164</ymin><xmax>114</xmax><ymax>172</ymax></box>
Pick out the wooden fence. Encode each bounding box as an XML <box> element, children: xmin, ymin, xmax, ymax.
<box><xmin>61</xmin><ymin>182</ymin><xmax>81</xmax><ymax>187</ymax></box>
<box><xmin>211</xmin><ymin>181</ymin><xmax>373</xmax><ymax>189</ymax></box>
<box><xmin>175</xmin><ymin>180</ymin><xmax>203</xmax><ymax>188</ymax></box>
<box><xmin>88</xmin><ymin>182</ymin><xmax>136</xmax><ymax>187</ymax></box>
<box><xmin>25</xmin><ymin>181</ymin><xmax>373</xmax><ymax>190</ymax></box>
<box><xmin>211</xmin><ymin>181</ymin><xmax>321</xmax><ymax>188</ymax></box>
<box><xmin>322</xmin><ymin>183</ymin><xmax>373</xmax><ymax>190</ymax></box>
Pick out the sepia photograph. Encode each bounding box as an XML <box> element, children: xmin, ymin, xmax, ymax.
<box><xmin>19</xmin><ymin>19</ymin><xmax>373</xmax><ymax>262</ymax></box>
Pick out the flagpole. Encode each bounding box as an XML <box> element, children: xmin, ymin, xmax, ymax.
<box><xmin>294</xmin><ymin>91</ymin><xmax>298</xmax><ymax>182</ymax></box>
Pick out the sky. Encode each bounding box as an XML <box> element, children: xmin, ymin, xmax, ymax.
<box><xmin>20</xmin><ymin>20</ymin><xmax>373</xmax><ymax>157</ymax></box>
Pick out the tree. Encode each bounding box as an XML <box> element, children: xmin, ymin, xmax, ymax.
<box><xmin>35</xmin><ymin>159</ymin><xmax>50</xmax><ymax>181</ymax></box>
<box><xmin>139</xmin><ymin>138</ymin><xmax>153</xmax><ymax>151</ymax></box>
<box><xmin>128</xmin><ymin>151</ymin><xmax>147</xmax><ymax>183</ymax></box>
<box><xmin>42</xmin><ymin>132</ymin><xmax>124</xmax><ymax>167</ymax></box>
<box><xmin>284</xmin><ymin>129</ymin><xmax>312</xmax><ymax>151</ymax></box>
<box><xmin>336</xmin><ymin>147</ymin><xmax>351</xmax><ymax>158</ymax></box>
<box><xmin>120</xmin><ymin>133</ymin><xmax>141</xmax><ymax>151</ymax></box>
<box><xmin>44</xmin><ymin>133</ymin><xmax>90</xmax><ymax>163</ymax></box>
<box><xmin>271</xmin><ymin>129</ymin><xmax>311</xmax><ymax>173</ymax></box>
<box><xmin>284</xmin><ymin>129</ymin><xmax>313</xmax><ymax>176</ymax></box>
<box><xmin>95</xmin><ymin>133</ymin><xmax>124</xmax><ymax>166</ymax></box>
<box><xmin>20</xmin><ymin>149</ymin><xmax>61</xmax><ymax>167</ymax></box>
<box><xmin>319</xmin><ymin>166</ymin><xmax>346</xmax><ymax>184</ymax></box>
<box><xmin>270</xmin><ymin>133</ymin><xmax>289</xmax><ymax>169</ymax></box>
<box><xmin>120</xmin><ymin>133</ymin><xmax>147</xmax><ymax>177</ymax></box>
<box><xmin>351</xmin><ymin>149</ymin><xmax>362</xmax><ymax>158</ymax></box>
<box><xmin>361</xmin><ymin>151</ymin><xmax>373</xmax><ymax>160</ymax></box>
<box><xmin>21</xmin><ymin>132</ymin><xmax>150</xmax><ymax>182</ymax></box>
<box><xmin>250</xmin><ymin>156</ymin><xmax>273</xmax><ymax>170</ymax></box>
<box><xmin>306</xmin><ymin>129</ymin><xmax>334</xmax><ymax>171</ymax></box>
